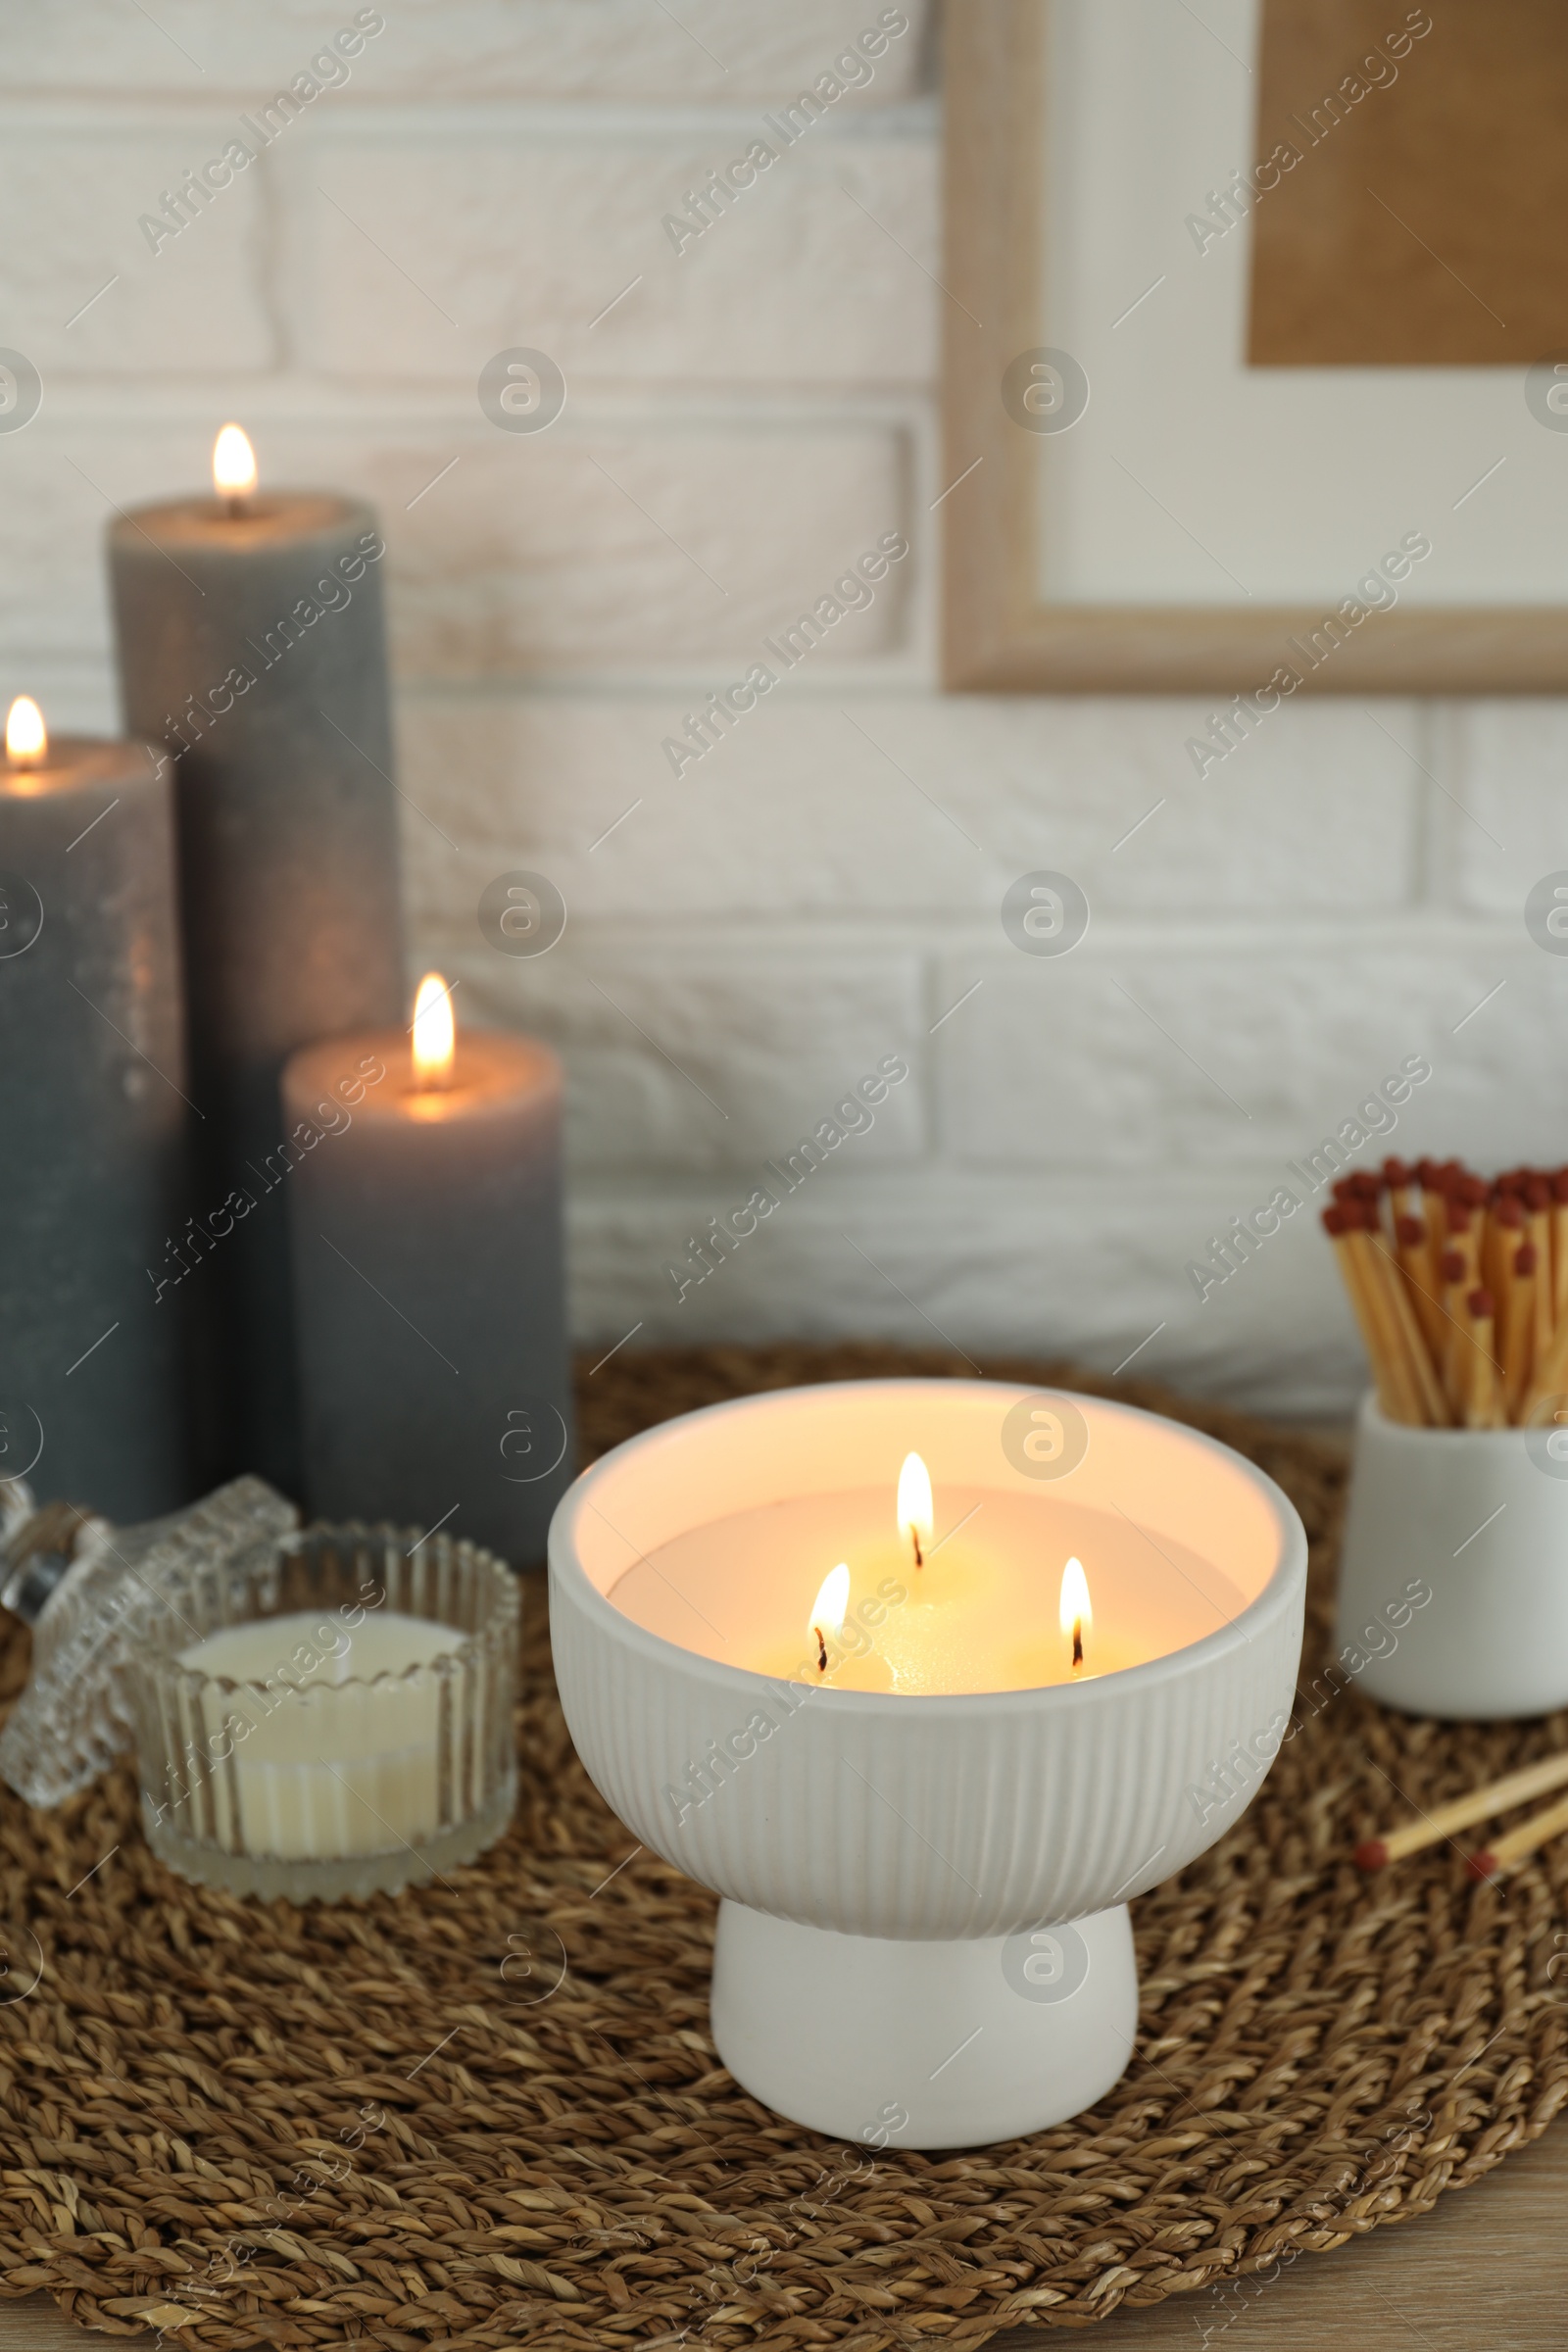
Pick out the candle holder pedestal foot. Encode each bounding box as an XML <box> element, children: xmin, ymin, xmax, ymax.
<box><xmin>711</xmin><ymin>1898</ymin><xmax>1137</xmax><ymax>2148</ymax></box>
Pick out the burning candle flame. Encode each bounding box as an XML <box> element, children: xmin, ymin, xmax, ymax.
<box><xmin>411</xmin><ymin>971</ymin><xmax>456</xmax><ymax>1090</ymax></box>
<box><xmin>5</xmin><ymin>696</ymin><xmax>45</xmax><ymax>766</ymax></box>
<box><xmin>897</xmin><ymin>1450</ymin><xmax>933</xmax><ymax>1569</ymax></box>
<box><xmin>213</xmin><ymin>422</ymin><xmax>258</xmax><ymax>504</ymax></box>
<box><xmin>808</xmin><ymin>1561</ymin><xmax>850</xmax><ymax>1675</ymax></box>
<box><xmin>1059</xmin><ymin>1555</ymin><xmax>1091</xmax><ymax>1675</ymax></box>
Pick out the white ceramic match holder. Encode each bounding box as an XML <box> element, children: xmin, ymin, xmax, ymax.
<box><xmin>549</xmin><ymin>1379</ymin><xmax>1306</xmax><ymax>2149</ymax></box>
<box><xmin>1336</xmin><ymin>1393</ymin><xmax>1568</xmax><ymax>1720</ymax></box>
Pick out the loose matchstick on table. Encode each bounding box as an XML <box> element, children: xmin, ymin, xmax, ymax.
<box><xmin>1354</xmin><ymin>1748</ymin><xmax>1568</xmax><ymax>1870</ymax></box>
<box><xmin>1467</xmin><ymin>1788</ymin><xmax>1568</xmax><ymax>1881</ymax></box>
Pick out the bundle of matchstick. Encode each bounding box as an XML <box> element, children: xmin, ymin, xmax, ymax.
<box><xmin>1353</xmin><ymin>1747</ymin><xmax>1568</xmax><ymax>1882</ymax></box>
<box><xmin>1323</xmin><ymin>1157</ymin><xmax>1568</xmax><ymax>1428</ymax></box>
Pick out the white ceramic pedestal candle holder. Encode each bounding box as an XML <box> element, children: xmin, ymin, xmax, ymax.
<box><xmin>552</xmin><ymin>1381</ymin><xmax>1305</xmax><ymax>2148</ymax></box>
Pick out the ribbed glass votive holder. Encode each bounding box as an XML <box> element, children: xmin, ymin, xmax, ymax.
<box><xmin>127</xmin><ymin>1523</ymin><xmax>518</xmax><ymax>1901</ymax></box>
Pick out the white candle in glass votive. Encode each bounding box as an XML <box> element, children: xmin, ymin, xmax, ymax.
<box><xmin>178</xmin><ymin>1608</ymin><xmax>465</xmax><ymax>1859</ymax></box>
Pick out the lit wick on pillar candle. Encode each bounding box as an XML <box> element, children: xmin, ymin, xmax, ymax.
<box><xmin>411</xmin><ymin>971</ymin><xmax>456</xmax><ymax>1095</ymax></box>
<box><xmin>1061</xmin><ymin>1555</ymin><xmax>1092</xmax><ymax>1676</ymax></box>
<box><xmin>212</xmin><ymin>421</ymin><xmax>258</xmax><ymax>521</ymax></box>
<box><xmin>5</xmin><ymin>695</ymin><xmax>45</xmax><ymax>770</ymax></box>
<box><xmin>898</xmin><ymin>1450</ymin><xmax>933</xmax><ymax>1569</ymax></box>
<box><xmin>810</xmin><ymin>1562</ymin><xmax>851</xmax><ymax>1674</ymax></box>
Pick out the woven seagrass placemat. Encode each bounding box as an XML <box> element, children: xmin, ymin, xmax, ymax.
<box><xmin>2</xmin><ymin>1343</ymin><xmax>1566</xmax><ymax>2350</ymax></box>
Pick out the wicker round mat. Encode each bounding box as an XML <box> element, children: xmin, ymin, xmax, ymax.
<box><xmin>2</xmin><ymin>1344</ymin><xmax>1566</xmax><ymax>2351</ymax></box>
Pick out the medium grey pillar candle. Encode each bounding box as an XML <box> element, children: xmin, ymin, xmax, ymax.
<box><xmin>107</xmin><ymin>438</ymin><xmax>403</xmax><ymax>1494</ymax></box>
<box><xmin>0</xmin><ymin>700</ymin><xmax>191</xmax><ymax>1518</ymax></box>
<box><xmin>280</xmin><ymin>995</ymin><xmax>573</xmax><ymax>1566</ymax></box>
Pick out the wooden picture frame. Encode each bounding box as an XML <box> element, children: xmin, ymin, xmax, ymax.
<box><xmin>942</xmin><ymin>0</ymin><xmax>1568</xmax><ymax>693</ymax></box>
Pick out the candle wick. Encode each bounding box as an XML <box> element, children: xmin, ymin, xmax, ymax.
<box><xmin>1072</xmin><ymin>1621</ymin><xmax>1084</xmax><ymax>1673</ymax></box>
<box><xmin>910</xmin><ymin>1529</ymin><xmax>923</xmax><ymax>1570</ymax></box>
<box><xmin>814</xmin><ymin>1625</ymin><xmax>828</xmax><ymax>1674</ymax></box>
<box><xmin>224</xmin><ymin>493</ymin><xmax>248</xmax><ymax>521</ymax></box>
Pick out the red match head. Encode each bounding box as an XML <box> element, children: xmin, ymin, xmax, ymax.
<box><xmin>1468</xmin><ymin>1287</ymin><xmax>1494</xmax><ymax>1320</ymax></box>
<box><xmin>1352</xmin><ymin>1838</ymin><xmax>1389</xmax><ymax>1873</ymax></box>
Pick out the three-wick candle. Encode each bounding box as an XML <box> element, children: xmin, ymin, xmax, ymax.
<box><xmin>609</xmin><ymin>1448</ymin><xmax>1244</xmax><ymax>1693</ymax></box>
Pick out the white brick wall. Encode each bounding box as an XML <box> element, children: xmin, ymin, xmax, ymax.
<box><xmin>7</xmin><ymin>2</ymin><xmax>1561</xmax><ymax>1418</ymax></box>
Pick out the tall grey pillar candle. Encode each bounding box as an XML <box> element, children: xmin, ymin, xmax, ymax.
<box><xmin>107</xmin><ymin>465</ymin><xmax>403</xmax><ymax>1494</ymax></box>
<box><xmin>281</xmin><ymin>1012</ymin><xmax>573</xmax><ymax>1566</ymax></box>
<box><xmin>0</xmin><ymin>706</ymin><xmax>191</xmax><ymax>1518</ymax></box>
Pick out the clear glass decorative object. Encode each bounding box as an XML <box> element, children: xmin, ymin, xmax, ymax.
<box><xmin>125</xmin><ymin>1523</ymin><xmax>519</xmax><ymax>1901</ymax></box>
<box><xmin>0</xmin><ymin>1476</ymin><xmax>298</xmax><ymax>1810</ymax></box>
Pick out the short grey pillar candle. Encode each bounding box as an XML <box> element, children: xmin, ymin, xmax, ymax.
<box><xmin>107</xmin><ymin>445</ymin><xmax>403</xmax><ymax>1494</ymax></box>
<box><xmin>0</xmin><ymin>702</ymin><xmax>191</xmax><ymax>1519</ymax></box>
<box><xmin>281</xmin><ymin>1004</ymin><xmax>573</xmax><ymax>1566</ymax></box>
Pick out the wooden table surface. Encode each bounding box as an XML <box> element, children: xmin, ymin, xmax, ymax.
<box><xmin>2</xmin><ymin>2117</ymin><xmax>1563</xmax><ymax>2349</ymax></box>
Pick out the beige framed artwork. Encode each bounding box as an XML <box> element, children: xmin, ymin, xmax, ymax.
<box><xmin>943</xmin><ymin>0</ymin><xmax>1568</xmax><ymax>692</ymax></box>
